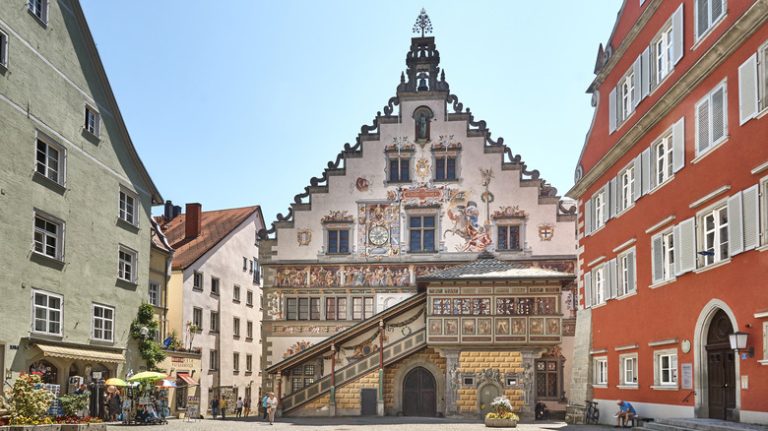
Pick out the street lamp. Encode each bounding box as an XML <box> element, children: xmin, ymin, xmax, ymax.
<box><xmin>728</xmin><ymin>332</ymin><xmax>753</xmax><ymax>358</ymax></box>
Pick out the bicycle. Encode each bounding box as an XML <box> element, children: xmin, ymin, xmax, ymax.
<box><xmin>584</xmin><ymin>400</ymin><xmax>600</xmax><ymax>424</ymax></box>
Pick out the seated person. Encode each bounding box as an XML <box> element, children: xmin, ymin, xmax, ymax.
<box><xmin>535</xmin><ymin>402</ymin><xmax>549</xmax><ymax>420</ymax></box>
<box><xmin>616</xmin><ymin>400</ymin><xmax>636</xmax><ymax>428</ymax></box>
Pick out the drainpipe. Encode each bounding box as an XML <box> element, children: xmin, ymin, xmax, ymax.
<box><xmin>378</xmin><ymin>320</ymin><xmax>384</xmax><ymax>416</ymax></box>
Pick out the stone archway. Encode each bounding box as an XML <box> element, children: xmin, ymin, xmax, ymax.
<box><xmin>391</xmin><ymin>358</ymin><xmax>445</xmax><ymax>416</ymax></box>
<box><xmin>693</xmin><ymin>300</ymin><xmax>741</xmax><ymax>421</ymax></box>
<box><xmin>477</xmin><ymin>381</ymin><xmax>503</xmax><ymax>418</ymax></box>
<box><xmin>402</xmin><ymin>367</ymin><xmax>437</xmax><ymax>417</ymax></box>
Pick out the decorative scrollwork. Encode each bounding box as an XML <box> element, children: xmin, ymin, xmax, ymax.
<box><xmin>293</xmin><ymin>187</ymin><xmax>310</xmax><ymax>204</ymax></box>
<box><xmin>383</xmin><ymin>96</ymin><xmax>400</xmax><ymax>116</ymax></box>
<box><xmin>523</xmin><ymin>167</ymin><xmax>541</xmax><ymax>180</ymax></box>
<box><xmin>361</xmin><ymin>117</ymin><xmax>379</xmax><ymax>135</ymax></box>
<box><xmin>558</xmin><ymin>201</ymin><xmax>577</xmax><ymax>215</ymax></box>
<box><xmin>486</xmin><ymin>133</ymin><xmax>504</xmax><ymax>147</ymax></box>
<box><xmin>446</xmin><ymin>94</ymin><xmax>464</xmax><ymax>114</ymax></box>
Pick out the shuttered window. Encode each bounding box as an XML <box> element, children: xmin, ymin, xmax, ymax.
<box><xmin>674</xmin><ymin>217</ymin><xmax>697</xmax><ymax>275</ymax></box>
<box><xmin>699</xmin><ymin>205</ymin><xmax>729</xmax><ymax>267</ymax></box>
<box><xmin>583</xmin><ymin>272</ymin><xmax>592</xmax><ymax>308</ymax></box>
<box><xmin>695</xmin><ymin>82</ymin><xmax>728</xmax><ymax>156</ymax></box>
<box><xmin>655</xmin><ymin>135</ymin><xmax>674</xmax><ymax>186</ymax></box>
<box><xmin>593</xmin><ymin>266</ymin><xmax>606</xmax><ymax>306</ymax></box>
<box><xmin>739</xmin><ymin>43</ymin><xmax>768</xmax><ymax>125</ymax></box>
<box><xmin>593</xmin><ymin>190</ymin><xmax>606</xmax><ymax>230</ymax></box>
<box><xmin>619</xmin><ymin>249</ymin><xmax>636</xmax><ymax>295</ymax></box>
<box><xmin>619</xmin><ymin>165</ymin><xmax>636</xmax><ymax>213</ymax></box>
<box><xmin>742</xmin><ymin>185</ymin><xmax>760</xmax><ymax>251</ymax></box>
<box><xmin>695</xmin><ymin>0</ymin><xmax>726</xmax><ymax>41</ymax></box>
<box><xmin>652</xmin><ymin>230</ymin><xmax>675</xmax><ymax>285</ymax></box>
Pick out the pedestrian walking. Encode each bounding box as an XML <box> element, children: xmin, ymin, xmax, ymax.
<box><xmin>243</xmin><ymin>397</ymin><xmax>251</xmax><ymax>417</ymax></box>
<box><xmin>266</xmin><ymin>392</ymin><xmax>278</xmax><ymax>425</ymax></box>
<box><xmin>211</xmin><ymin>397</ymin><xmax>219</xmax><ymax>420</ymax></box>
<box><xmin>219</xmin><ymin>396</ymin><xmax>227</xmax><ymax>420</ymax></box>
<box><xmin>235</xmin><ymin>397</ymin><xmax>243</xmax><ymax>418</ymax></box>
<box><xmin>261</xmin><ymin>394</ymin><xmax>269</xmax><ymax>420</ymax></box>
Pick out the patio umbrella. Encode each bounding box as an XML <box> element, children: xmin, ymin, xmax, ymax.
<box><xmin>156</xmin><ymin>379</ymin><xmax>177</xmax><ymax>388</ymax></box>
<box><xmin>105</xmin><ymin>377</ymin><xmax>129</xmax><ymax>387</ymax></box>
<box><xmin>128</xmin><ymin>371</ymin><xmax>167</xmax><ymax>382</ymax></box>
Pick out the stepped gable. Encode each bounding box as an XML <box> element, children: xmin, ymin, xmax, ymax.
<box><xmin>418</xmin><ymin>250</ymin><xmax>575</xmax><ymax>281</ymax></box>
<box><xmin>259</xmin><ymin>35</ymin><xmax>576</xmax><ymax>240</ymax></box>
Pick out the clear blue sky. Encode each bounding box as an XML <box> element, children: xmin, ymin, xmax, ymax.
<box><xmin>81</xmin><ymin>1</ymin><xmax>622</xmax><ymax>222</ymax></box>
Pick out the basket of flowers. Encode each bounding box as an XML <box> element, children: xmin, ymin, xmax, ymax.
<box><xmin>484</xmin><ymin>396</ymin><xmax>519</xmax><ymax>428</ymax></box>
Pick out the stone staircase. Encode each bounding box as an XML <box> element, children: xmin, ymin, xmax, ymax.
<box><xmin>638</xmin><ymin>419</ymin><xmax>768</xmax><ymax>431</ymax></box>
<box><xmin>281</xmin><ymin>328</ymin><xmax>427</xmax><ymax>413</ymax></box>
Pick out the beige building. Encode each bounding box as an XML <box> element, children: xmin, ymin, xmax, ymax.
<box><xmin>160</xmin><ymin>203</ymin><xmax>265</xmax><ymax>414</ymax></box>
<box><xmin>0</xmin><ymin>0</ymin><xmax>162</xmax><ymax>391</ymax></box>
<box><xmin>260</xmin><ymin>16</ymin><xmax>577</xmax><ymax>419</ymax></box>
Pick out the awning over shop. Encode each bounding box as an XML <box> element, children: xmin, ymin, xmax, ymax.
<box><xmin>36</xmin><ymin>344</ymin><xmax>125</xmax><ymax>364</ymax></box>
<box><xmin>177</xmin><ymin>373</ymin><xmax>198</xmax><ymax>386</ymax></box>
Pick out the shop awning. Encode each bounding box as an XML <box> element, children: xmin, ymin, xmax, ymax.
<box><xmin>36</xmin><ymin>344</ymin><xmax>125</xmax><ymax>364</ymax></box>
<box><xmin>177</xmin><ymin>373</ymin><xmax>198</xmax><ymax>386</ymax></box>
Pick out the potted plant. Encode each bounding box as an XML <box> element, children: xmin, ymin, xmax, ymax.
<box><xmin>484</xmin><ymin>396</ymin><xmax>519</xmax><ymax>428</ymax></box>
<box><xmin>5</xmin><ymin>373</ymin><xmax>56</xmax><ymax>431</ymax></box>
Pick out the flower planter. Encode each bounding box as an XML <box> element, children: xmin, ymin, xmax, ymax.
<box><xmin>9</xmin><ymin>425</ymin><xmax>61</xmax><ymax>431</ymax></box>
<box><xmin>484</xmin><ymin>417</ymin><xmax>518</xmax><ymax>428</ymax></box>
<box><xmin>60</xmin><ymin>424</ymin><xmax>106</xmax><ymax>431</ymax></box>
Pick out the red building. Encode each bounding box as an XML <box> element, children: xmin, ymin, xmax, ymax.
<box><xmin>568</xmin><ymin>0</ymin><xmax>768</xmax><ymax>425</ymax></box>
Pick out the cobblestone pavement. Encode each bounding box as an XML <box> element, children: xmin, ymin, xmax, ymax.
<box><xmin>108</xmin><ymin>417</ymin><xmax>612</xmax><ymax>431</ymax></box>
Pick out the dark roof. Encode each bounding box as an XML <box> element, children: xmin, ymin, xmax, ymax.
<box><xmin>162</xmin><ymin>206</ymin><xmax>262</xmax><ymax>270</ymax></box>
<box><xmin>419</xmin><ymin>251</ymin><xmax>574</xmax><ymax>281</ymax></box>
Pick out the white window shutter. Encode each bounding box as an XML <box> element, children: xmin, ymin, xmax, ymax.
<box><xmin>585</xmin><ymin>199</ymin><xmax>593</xmax><ymax>235</ymax></box>
<box><xmin>696</xmin><ymin>98</ymin><xmax>710</xmax><ymax>153</ymax></box>
<box><xmin>641</xmin><ymin>46</ymin><xmax>651</xmax><ymax>99</ymax></box>
<box><xmin>673</xmin><ymin>117</ymin><xmax>685</xmax><ymax>173</ymax></box>
<box><xmin>676</xmin><ymin>217</ymin><xmax>697</xmax><ymax>275</ymax></box>
<box><xmin>627</xmin><ymin>250</ymin><xmax>636</xmax><ymax>292</ymax></box>
<box><xmin>609</xmin><ymin>87</ymin><xmax>618</xmax><ymax>133</ymax></box>
<box><xmin>584</xmin><ymin>272</ymin><xmax>592</xmax><ymax>308</ymax></box>
<box><xmin>742</xmin><ymin>185</ymin><xmax>760</xmax><ymax>251</ymax></box>
<box><xmin>711</xmin><ymin>85</ymin><xmax>727</xmax><ymax>143</ymax></box>
<box><xmin>609</xmin><ymin>178</ymin><xmax>618</xmax><ymax>217</ymax></box>
<box><xmin>603</xmin><ymin>183</ymin><xmax>611</xmax><ymax>223</ymax></box>
<box><xmin>649</xmin><ymin>143</ymin><xmax>658</xmax><ymax>190</ymax></box>
<box><xmin>633</xmin><ymin>155</ymin><xmax>642</xmax><ymax>201</ymax></box>
<box><xmin>608</xmin><ymin>259</ymin><xmax>618</xmax><ymax>299</ymax></box>
<box><xmin>738</xmin><ymin>53</ymin><xmax>759</xmax><ymax>125</ymax></box>
<box><xmin>728</xmin><ymin>193</ymin><xmax>744</xmax><ymax>257</ymax></box>
<box><xmin>651</xmin><ymin>235</ymin><xmax>664</xmax><ymax>283</ymax></box>
<box><xmin>632</xmin><ymin>57</ymin><xmax>642</xmax><ymax>109</ymax></box>
<box><xmin>672</xmin><ymin>3</ymin><xmax>684</xmax><ymax>65</ymax></box>
<box><xmin>641</xmin><ymin>148</ymin><xmax>652</xmax><ymax>195</ymax></box>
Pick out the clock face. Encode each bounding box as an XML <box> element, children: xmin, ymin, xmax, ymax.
<box><xmin>368</xmin><ymin>225</ymin><xmax>389</xmax><ymax>246</ymax></box>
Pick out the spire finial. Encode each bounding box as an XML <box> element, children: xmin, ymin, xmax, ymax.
<box><xmin>412</xmin><ymin>8</ymin><xmax>433</xmax><ymax>38</ymax></box>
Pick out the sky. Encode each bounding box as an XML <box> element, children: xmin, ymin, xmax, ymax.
<box><xmin>80</xmin><ymin>1</ymin><xmax>623</xmax><ymax>223</ymax></box>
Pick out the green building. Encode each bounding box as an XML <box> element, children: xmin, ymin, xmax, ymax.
<box><xmin>0</xmin><ymin>0</ymin><xmax>162</xmax><ymax>392</ymax></box>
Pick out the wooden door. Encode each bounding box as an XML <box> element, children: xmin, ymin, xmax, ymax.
<box><xmin>402</xmin><ymin>367</ymin><xmax>436</xmax><ymax>417</ymax></box>
<box><xmin>706</xmin><ymin>310</ymin><xmax>736</xmax><ymax>420</ymax></box>
<box><xmin>360</xmin><ymin>388</ymin><xmax>377</xmax><ymax>416</ymax></box>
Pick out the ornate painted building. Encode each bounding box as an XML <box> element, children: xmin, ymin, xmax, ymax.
<box><xmin>258</xmin><ymin>12</ymin><xmax>577</xmax><ymax>419</ymax></box>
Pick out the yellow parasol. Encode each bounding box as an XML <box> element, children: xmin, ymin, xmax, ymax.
<box><xmin>127</xmin><ymin>371</ymin><xmax>167</xmax><ymax>382</ymax></box>
<box><xmin>104</xmin><ymin>377</ymin><xmax>129</xmax><ymax>387</ymax></box>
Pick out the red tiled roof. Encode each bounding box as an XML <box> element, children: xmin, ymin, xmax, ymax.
<box><xmin>161</xmin><ymin>206</ymin><xmax>261</xmax><ymax>270</ymax></box>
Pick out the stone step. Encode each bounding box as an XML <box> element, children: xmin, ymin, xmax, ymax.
<box><xmin>656</xmin><ymin>419</ymin><xmax>768</xmax><ymax>431</ymax></box>
<box><xmin>642</xmin><ymin>421</ymin><xmax>698</xmax><ymax>431</ymax></box>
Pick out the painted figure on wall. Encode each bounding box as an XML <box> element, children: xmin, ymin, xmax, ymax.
<box><xmin>416</xmin><ymin>112</ymin><xmax>429</xmax><ymax>140</ymax></box>
<box><xmin>445</xmin><ymin>193</ymin><xmax>492</xmax><ymax>252</ymax></box>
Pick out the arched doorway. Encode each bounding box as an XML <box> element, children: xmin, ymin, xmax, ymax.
<box><xmin>402</xmin><ymin>367</ymin><xmax>436</xmax><ymax>417</ymax></box>
<box><xmin>706</xmin><ymin>310</ymin><xmax>736</xmax><ymax>420</ymax></box>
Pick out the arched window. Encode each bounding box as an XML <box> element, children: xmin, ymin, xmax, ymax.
<box><xmin>29</xmin><ymin>360</ymin><xmax>58</xmax><ymax>384</ymax></box>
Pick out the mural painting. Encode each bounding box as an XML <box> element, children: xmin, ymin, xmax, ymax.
<box><xmin>345</xmin><ymin>265</ymin><xmax>410</xmax><ymax>287</ymax></box>
<box><xmin>309</xmin><ymin>266</ymin><xmax>341</xmax><ymax>288</ymax></box>
<box><xmin>283</xmin><ymin>340</ymin><xmax>313</xmax><ymax>358</ymax></box>
<box><xmin>357</xmin><ymin>203</ymin><xmax>400</xmax><ymax>257</ymax></box>
<box><xmin>445</xmin><ymin>190</ymin><xmax>493</xmax><ymax>252</ymax></box>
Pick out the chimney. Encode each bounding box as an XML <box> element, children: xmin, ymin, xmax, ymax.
<box><xmin>185</xmin><ymin>203</ymin><xmax>202</xmax><ymax>239</ymax></box>
<box><xmin>164</xmin><ymin>200</ymin><xmax>174</xmax><ymax>221</ymax></box>
<box><xmin>173</xmin><ymin>205</ymin><xmax>182</xmax><ymax>218</ymax></box>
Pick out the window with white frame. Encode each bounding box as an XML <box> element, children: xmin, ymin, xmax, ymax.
<box><xmin>654</xmin><ymin>350</ymin><xmax>678</xmax><ymax>386</ymax></box>
<box><xmin>593</xmin><ymin>191</ymin><xmax>606</xmax><ymax>230</ymax></box>
<box><xmin>233</xmin><ymin>317</ymin><xmax>240</xmax><ymax>338</ymax></box>
<box><xmin>621</xmin><ymin>71</ymin><xmax>635</xmax><ymax>121</ymax></box>
<box><xmin>246</xmin><ymin>289</ymin><xmax>254</xmax><ymax>307</ymax></box>
<box><xmin>594</xmin><ymin>357</ymin><xmax>608</xmax><ymax>385</ymax></box>
<box><xmin>34</xmin><ymin>212</ymin><xmax>63</xmax><ymax>260</ymax></box>
<box><xmin>652</xmin><ymin>230</ymin><xmax>676</xmax><ymax>284</ymax></box>
<box><xmin>36</xmin><ymin>138</ymin><xmax>64</xmax><ymax>185</ymax></box>
<box><xmin>655</xmin><ymin>134</ymin><xmax>674</xmax><ymax>186</ymax></box>
<box><xmin>210</xmin><ymin>311</ymin><xmax>219</xmax><ymax>332</ymax></box>
<box><xmin>620</xmin><ymin>354</ymin><xmax>638</xmax><ymax>386</ymax></box>
<box><xmin>761</xmin><ymin>43</ymin><xmax>768</xmax><ymax>112</ymax></box>
<box><xmin>652</xmin><ymin>24</ymin><xmax>674</xmax><ymax>86</ymax></box>
<box><xmin>209</xmin><ymin>349</ymin><xmax>218</xmax><ymax>370</ymax></box>
<box><xmin>192</xmin><ymin>307</ymin><xmax>203</xmax><ymax>329</ymax></box>
<box><xmin>762</xmin><ymin>179</ymin><xmax>768</xmax><ymax>246</ymax></box>
<box><xmin>620</xmin><ymin>165</ymin><xmax>635</xmax><ymax>212</ymax></box>
<box><xmin>233</xmin><ymin>352</ymin><xmax>240</xmax><ymax>372</ymax></box>
<box><xmin>246</xmin><ymin>320</ymin><xmax>253</xmax><ymax>339</ymax></box>
<box><xmin>246</xmin><ymin>354</ymin><xmax>253</xmax><ymax>372</ymax></box>
<box><xmin>32</xmin><ymin>290</ymin><xmax>62</xmax><ymax>335</ymax></box>
<box><xmin>409</xmin><ymin>214</ymin><xmax>436</xmax><ymax>252</ymax></box>
<box><xmin>92</xmin><ymin>304</ymin><xmax>114</xmax><ymax>341</ymax></box>
<box><xmin>233</xmin><ymin>285</ymin><xmax>241</xmax><ymax>302</ymax></box>
<box><xmin>593</xmin><ymin>266</ymin><xmax>605</xmax><ymax>305</ymax></box>
<box><xmin>352</xmin><ymin>296</ymin><xmax>374</xmax><ymax>320</ymax></box>
<box><xmin>28</xmin><ymin>0</ymin><xmax>48</xmax><ymax>24</ymax></box>
<box><xmin>118</xmin><ymin>246</ymin><xmax>137</xmax><ymax>282</ymax></box>
<box><xmin>699</xmin><ymin>204</ymin><xmax>729</xmax><ymax>267</ymax></box>
<box><xmin>0</xmin><ymin>28</ymin><xmax>8</xmax><ymax>68</ymax></box>
<box><xmin>118</xmin><ymin>189</ymin><xmax>138</xmax><ymax>226</ymax></box>
<box><xmin>148</xmin><ymin>282</ymin><xmax>160</xmax><ymax>306</ymax></box>
<box><xmin>695</xmin><ymin>0</ymin><xmax>726</xmax><ymax>41</ymax></box>
<box><xmin>193</xmin><ymin>272</ymin><xmax>203</xmax><ymax>291</ymax></box>
<box><xmin>84</xmin><ymin>106</ymin><xmax>100</xmax><ymax>136</ymax></box>
<box><xmin>696</xmin><ymin>82</ymin><xmax>728</xmax><ymax>155</ymax></box>
<box><xmin>619</xmin><ymin>249</ymin><xmax>636</xmax><ymax>295</ymax></box>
